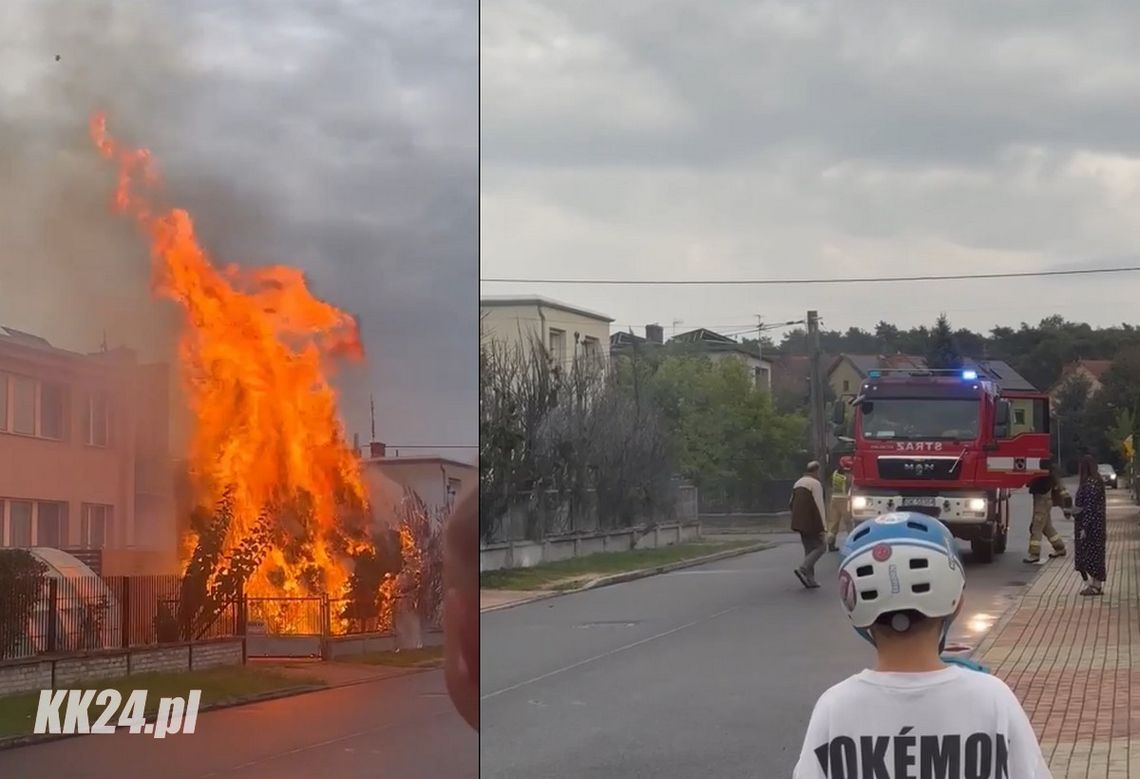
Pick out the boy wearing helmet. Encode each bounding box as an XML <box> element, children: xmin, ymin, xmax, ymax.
<box><xmin>793</xmin><ymin>511</ymin><xmax>1050</xmax><ymax>778</ymax></box>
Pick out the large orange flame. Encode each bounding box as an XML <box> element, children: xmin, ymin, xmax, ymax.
<box><xmin>90</xmin><ymin>113</ymin><xmax>371</xmax><ymax>601</ymax></box>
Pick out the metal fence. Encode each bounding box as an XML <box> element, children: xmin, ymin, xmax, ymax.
<box><xmin>697</xmin><ymin>479</ymin><xmax>798</xmax><ymax>516</ymax></box>
<box><xmin>246</xmin><ymin>597</ymin><xmax>325</xmax><ymax>637</ymax></box>
<box><xmin>486</xmin><ymin>482</ymin><xmax>699</xmax><ymax>544</ymax></box>
<box><xmin>1</xmin><ymin>572</ymin><xmax>424</xmax><ymax>661</ymax></box>
<box><xmin>0</xmin><ymin>573</ymin><xmax>245</xmax><ymax>661</ymax></box>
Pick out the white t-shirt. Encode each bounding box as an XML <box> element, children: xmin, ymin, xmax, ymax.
<box><xmin>793</xmin><ymin>666</ymin><xmax>1051</xmax><ymax>778</ymax></box>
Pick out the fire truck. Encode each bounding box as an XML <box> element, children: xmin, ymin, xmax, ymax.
<box><xmin>830</xmin><ymin>367</ymin><xmax>1052</xmax><ymax>563</ymax></box>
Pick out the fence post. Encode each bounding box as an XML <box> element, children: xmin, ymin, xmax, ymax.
<box><xmin>46</xmin><ymin>578</ymin><xmax>58</xmax><ymax>654</ymax></box>
<box><xmin>120</xmin><ymin>578</ymin><xmax>130</xmax><ymax>649</ymax></box>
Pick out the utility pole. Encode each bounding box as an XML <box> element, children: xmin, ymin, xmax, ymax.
<box><xmin>807</xmin><ymin>310</ymin><xmax>827</xmax><ymax>467</ymax></box>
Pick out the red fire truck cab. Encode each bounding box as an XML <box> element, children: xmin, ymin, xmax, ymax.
<box><xmin>831</xmin><ymin>367</ymin><xmax>1051</xmax><ymax>563</ymax></box>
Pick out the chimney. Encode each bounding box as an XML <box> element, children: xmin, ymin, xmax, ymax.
<box><xmin>646</xmin><ymin>323</ymin><xmax>664</xmax><ymax>345</ymax></box>
<box><xmin>369</xmin><ymin>441</ymin><xmax>387</xmax><ymax>459</ymax></box>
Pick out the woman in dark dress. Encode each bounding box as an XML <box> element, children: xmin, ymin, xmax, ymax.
<box><xmin>1073</xmin><ymin>455</ymin><xmax>1107</xmax><ymax>596</ymax></box>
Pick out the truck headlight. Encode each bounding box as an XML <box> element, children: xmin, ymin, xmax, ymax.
<box><xmin>967</xmin><ymin>498</ymin><xmax>986</xmax><ymax>512</ymax></box>
<box><xmin>851</xmin><ymin>496</ymin><xmax>869</xmax><ymax>511</ymax></box>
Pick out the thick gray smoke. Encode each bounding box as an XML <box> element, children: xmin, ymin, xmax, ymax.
<box><xmin>0</xmin><ymin>0</ymin><xmax>479</xmax><ymax>455</ymax></box>
<box><xmin>0</xmin><ymin>1</ymin><xmax>283</xmax><ymax>359</ymax></box>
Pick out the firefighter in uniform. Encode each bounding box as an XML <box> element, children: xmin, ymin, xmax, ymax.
<box><xmin>826</xmin><ymin>462</ymin><xmax>852</xmax><ymax>552</ymax></box>
<box><xmin>1025</xmin><ymin>458</ymin><xmax>1068</xmax><ymax>563</ymax></box>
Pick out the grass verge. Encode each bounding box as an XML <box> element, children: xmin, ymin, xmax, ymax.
<box><xmin>339</xmin><ymin>646</ymin><xmax>444</xmax><ymax>668</ymax></box>
<box><xmin>480</xmin><ymin>540</ymin><xmax>761</xmax><ymax>591</ymax></box>
<box><xmin>0</xmin><ymin>666</ymin><xmax>323</xmax><ymax>739</ymax></box>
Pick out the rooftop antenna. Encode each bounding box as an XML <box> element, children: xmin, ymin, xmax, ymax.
<box><xmin>369</xmin><ymin>394</ymin><xmax>376</xmax><ymax>441</ymax></box>
<box><xmin>672</xmin><ymin>319</ymin><xmax>683</xmax><ymax>337</ymax></box>
<box><xmin>100</xmin><ymin>330</ymin><xmax>108</xmax><ymax>352</ymax></box>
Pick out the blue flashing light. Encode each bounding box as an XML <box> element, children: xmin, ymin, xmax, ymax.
<box><xmin>962</xmin><ymin>369</ymin><xmax>978</xmax><ymax>380</ymax></box>
<box><xmin>868</xmin><ymin>370</ymin><xmax>881</xmax><ymax>379</ymax></box>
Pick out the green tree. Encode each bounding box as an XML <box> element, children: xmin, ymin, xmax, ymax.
<box><xmin>650</xmin><ymin>356</ymin><xmax>807</xmax><ymax>507</ymax></box>
<box><xmin>0</xmin><ymin>550</ymin><xmax>46</xmax><ymax>659</ymax></box>
<box><xmin>925</xmin><ymin>314</ymin><xmax>963</xmax><ymax>370</ymax></box>
<box><xmin>1108</xmin><ymin>408</ymin><xmax>1135</xmax><ymax>463</ymax></box>
<box><xmin>1053</xmin><ymin>373</ymin><xmax>1093</xmax><ymax>472</ymax></box>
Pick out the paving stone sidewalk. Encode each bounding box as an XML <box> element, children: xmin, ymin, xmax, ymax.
<box><xmin>976</xmin><ymin>492</ymin><xmax>1140</xmax><ymax>778</ymax></box>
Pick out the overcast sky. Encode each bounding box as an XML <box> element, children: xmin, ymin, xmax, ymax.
<box><xmin>482</xmin><ymin>1</ymin><xmax>1140</xmax><ymax>344</ymax></box>
<box><xmin>0</xmin><ymin>0</ymin><xmax>476</xmax><ymax>460</ymax></box>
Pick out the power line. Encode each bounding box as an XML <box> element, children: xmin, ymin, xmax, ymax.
<box><xmin>481</xmin><ymin>264</ymin><xmax>1140</xmax><ymax>286</ymax></box>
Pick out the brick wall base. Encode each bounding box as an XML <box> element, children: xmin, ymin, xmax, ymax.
<box><xmin>0</xmin><ymin>638</ymin><xmax>244</xmax><ymax>698</ymax></box>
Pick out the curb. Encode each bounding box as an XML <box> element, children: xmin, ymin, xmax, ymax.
<box><xmin>480</xmin><ymin>541</ymin><xmax>776</xmax><ymax>614</ymax></box>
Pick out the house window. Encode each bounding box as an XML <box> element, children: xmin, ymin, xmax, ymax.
<box><xmin>0</xmin><ymin>374</ymin><xmax>69</xmax><ymax>440</ymax></box>
<box><xmin>11</xmin><ymin>376</ymin><xmax>35</xmax><ymax>435</ymax></box>
<box><xmin>35</xmin><ymin>501</ymin><xmax>67</xmax><ymax>547</ymax></box>
<box><xmin>549</xmin><ymin>329</ymin><xmax>567</xmax><ymax>365</ymax></box>
<box><xmin>582</xmin><ymin>336</ymin><xmax>600</xmax><ymax>363</ymax></box>
<box><xmin>6</xmin><ymin>500</ymin><xmax>32</xmax><ymax>547</ymax></box>
<box><xmin>39</xmin><ymin>383</ymin><xmax>65</xmax><ymax>440</ymax></box>
<box><xmin>85</xmin><ymin>391</ymin><xmax>111</xmax><ymax>447</ymax></box>
<box><xmin>81</xmin><ymin>504</ymin><xmax>112</xmax><ymax>548</ymax></box>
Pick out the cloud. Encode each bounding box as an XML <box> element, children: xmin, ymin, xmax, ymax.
<box><xmin>482</xmin><ymin>0</ymin><xmax>1140</xmax><ymax>338</ymax></box>
<box><xmin>0</xmin><ymin>0</ymin><xmax>477</xmax><ymax>456</ymax></box>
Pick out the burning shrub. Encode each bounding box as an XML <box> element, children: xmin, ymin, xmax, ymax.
<box><xmin>395</xmin><ymin>490</ymin><xmax>445</xmax><ymax>628</ymax></box>
<box><xmin>339</xmin><ymin>529</ymin><xmax>402</xmax><ymax>633</ymax></box>
<box><xmin>0</xmin><ymin>550</ymin><xmax>47</xmax><ymax>660</ymax></box>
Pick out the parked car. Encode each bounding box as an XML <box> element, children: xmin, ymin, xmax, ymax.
<box><xmin>1098</xmin><ymin>464</ymin><xmax>1118</xmax><ymax>489</ymax></box>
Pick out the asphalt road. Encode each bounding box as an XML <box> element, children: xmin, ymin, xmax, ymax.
<box><xmin>481</xmin><ymin>489</ymin><xmax>1078</xmax><ymax>778</ymax></box>
<box><xmin>0</xmin><ymin>669</ymin><xmax>476</xmax><ymax>779</ymax></box>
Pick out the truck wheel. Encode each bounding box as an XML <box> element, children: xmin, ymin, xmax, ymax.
<box><xmin>993</xmin><ymin>528</ymin><xmax>1007</xmax><ymax>555</ymax></box>
<box><xmin>971</xmin><ymin>536</ymin><xmax>995</xmax><ymax>564</ymax></box>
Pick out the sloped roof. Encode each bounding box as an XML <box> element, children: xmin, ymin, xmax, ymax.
<box><xmin>829</xmin><ymin>352</ymin><xmax>1038</xmax><ymax>392</ymax></box>
<box><xmin>672</xmin><ymin>328</ymin><xmax>738</xmax><ymax>345</ymax></box>
<box><xmin>1065</xmin><ymin>359</ymin><xmax>1112</xmax><ymax>382</ymax></box>
<box><xmin>829</xmin><ymin>353</ymin><xmax>926</xmax><ymax>377</ymax></box>
<box><xmin>1048</xmin><ymin>359</ymin><xmax>1112</xmax><ymax>393</ymax></box>
<box><xmin>971</xmin><ymin>360</ymin><xmax>1037</xmax><ymax>392</ymax></box>
<box><xmin>669</xmin><ymin>328</ymin><xmax>768</xmax><ymax>361</ymax></box>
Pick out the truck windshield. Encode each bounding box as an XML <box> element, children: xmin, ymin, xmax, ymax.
<box><xmin>860</xmin><ymin>398</ymin><xmax>980</xmax><ymax>441</ymax></box>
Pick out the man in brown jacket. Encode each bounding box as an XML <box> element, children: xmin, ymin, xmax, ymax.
<box><xmin>791</xmin><ymin>461</ymin><xmax>827</xmax><ymax>589</ymax></box>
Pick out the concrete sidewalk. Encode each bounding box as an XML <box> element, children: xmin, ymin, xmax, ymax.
<box><xmin>975</xmin><ymin>492</ymin><xmax>1140</xmax><ymax>778</ymax></box>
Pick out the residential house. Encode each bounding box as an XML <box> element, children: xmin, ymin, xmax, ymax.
<box><xmin>360</xmin><ymin>441</ymin><xmax>475</xmax><ymax>523</ymax></box>
<box><xmin>829</xmin><ymin>353</ymin><xmax>1038</xmax><ymax>399</ymax></box>
<box><xmin>0</xmin><ymin>326</ymin><xmax>177</xmax><ymax>575</ymax></box>
<box><xmin>669</xmin><ymin>328</ymin><xmax>774</xmax><ymax>390</ymax></box>
<box><xmin>480</xmin><ymin>295</ymin><xmax>613</xmax><ymax>371</ymax></box>
<box><xmin>769</xmin><ymin>352</ymin><xmax>814</xmax><ymax>403</ymax></box>
<box><xmin>1050</xmin><ymin>359</ymin><xmax>1112</xmax><ymax>402</ymax></box>
<box><xmin>609</xmin><ymin>323</ymin><xmax>665</xmax><ymax>354</ymax></box>
<box><xmin>828</xmin><ymin>354</ymin><xmax>927</xmax><ymax>400</ymax></box>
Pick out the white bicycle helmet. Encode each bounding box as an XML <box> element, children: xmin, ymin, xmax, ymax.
<box><xmin>838</xmin><ymin>511</ymin><xmax>966</xmax><ymax>648</ymax></box>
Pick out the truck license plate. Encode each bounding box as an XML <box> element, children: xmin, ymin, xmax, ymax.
<box><xmin>900</xmin><ymin>496</ymin><xmax>938</xmax><ymax>507</ymax></box>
